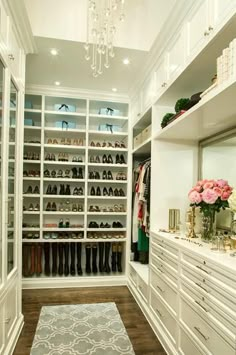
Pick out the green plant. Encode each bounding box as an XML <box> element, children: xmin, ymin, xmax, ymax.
<box><xmin>175</xmin><ymin>98</ymin><xmax>190</xmax><ymax>113</ymax></box>
<box><xmin>161</xmin><ymin>113</ymin><xmax>175</xmax><ymax>128</ymax></box>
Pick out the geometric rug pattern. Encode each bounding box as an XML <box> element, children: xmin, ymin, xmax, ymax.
<box><xmin>30</xmin><ymin>303</ymin><xmax>135</xmax><ymax>354</ymax></box>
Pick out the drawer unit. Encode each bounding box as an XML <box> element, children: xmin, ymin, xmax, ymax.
<box><xmin>180</xmin><ymin>296</ymin><xmax>235</xmax><ymax>355</ymax></box>
<box><xmin>151</xmin><ymin>234</ymin><xmax>178</xmax><ymax>258</ymax></box>
<box><xmin>150</xmin><ymin>268</ymin><xmax>178</xmax><ymax>315</ymax></box>
<box><xmin>180</xmin><ymin>279</ymin><xmax>236</xmax><ymax>345</ymax></box>
<box><xmin>137</xmin><ymin>276</ymin><xmax>148</xmax><ymax>303</ymax></box>
<box><xmin>151</xmin><ymin>246</ymin><xmax>178</xmax><ymax>274</ymax></box>
<box><xmin>181</xmin><ymin>264</ymin><xmax>236</xmax><ymax>314</ymax></box>
<box><xmin>129</xmin><ymin>265</ymin><xmax>138</xmax><ymax>287</ymax></box>
<box><xmin>181</xmin><ymin>250</ymin><xmax>236</xmax><ymax>291</ymax></box>
<box><xmin>179</xmin><ymin>326</ymin><xmax>204</xmax><ymax>355</ymax></box>
<box><xmin>150</xmin><ymin>253</ymin><xmax>178</xmax><ymax>286</ymax></box>
<box><xmin>150</xmin><ymin>289</ymin><xmax>178</xmax><ymax>346</ymax></box>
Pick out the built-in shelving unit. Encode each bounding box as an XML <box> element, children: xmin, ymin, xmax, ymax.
<box><xmin>22</xmin><ymin>93</ymin><xmax>130</xmax><ymax>287</ymax></box>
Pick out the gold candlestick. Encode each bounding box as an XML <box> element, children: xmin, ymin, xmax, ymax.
<box><xmin>186</xmin><ymin>206</ymin><xmax>197</xmax><ymax>238</ymax></box>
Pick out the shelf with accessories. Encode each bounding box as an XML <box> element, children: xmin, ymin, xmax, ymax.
<box><xmin>22</xmin><ymin>92</ymin><xmax>129</xmax><ymax>287</ymax></box>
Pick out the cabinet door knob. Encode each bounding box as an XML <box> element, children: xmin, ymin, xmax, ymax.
<box><xmin>208</xmin><ymin>26</ymin><xmax>213</xmax><ymax>31</ymax></box>
<box><xmin>204</xmin><ymin>31</ymin><xmax>209</xmax><ymax>36</ymax></box>
<box><xmin>8</xmin><ymin>54</ymin><xmax>15</xmax><ymax>60</ymax></box>
<box><xmin>4</xmin><ymin>317</ymin><xmax>11</xmax><ymax>324</ymax></box>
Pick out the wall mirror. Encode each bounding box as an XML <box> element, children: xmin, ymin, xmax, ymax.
<box><xmin>199</xmin><ymin>129</ymin><xmax>236</xmax><ymax>231</ymax></box>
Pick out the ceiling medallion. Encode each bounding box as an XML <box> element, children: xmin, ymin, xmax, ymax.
<box><xmin>84</xmin><ymin>0</ymin><xmax>125</xmax><ymax>77</ymax></box>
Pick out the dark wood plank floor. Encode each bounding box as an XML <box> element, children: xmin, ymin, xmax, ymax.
<box><xmin>13</xmin><ymin>286</ymin><xmax>166</xmax><ymax>355</ymax></box>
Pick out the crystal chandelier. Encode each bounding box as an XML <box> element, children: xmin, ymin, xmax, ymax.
<box><xmin>84</xmin><ymin>0</ymin><xmax>125</xmax><ymax>77</ymax></box>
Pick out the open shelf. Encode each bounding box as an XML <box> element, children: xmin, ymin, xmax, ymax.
<box><xmin>132</xmin><ymin>137</ymin><xmax>151</xmax><ymax>155</ymax></box>
<box><xmin>129</xmin><ymin>261</ymin><xmax>149</xmax><ymax>284</ymax></box>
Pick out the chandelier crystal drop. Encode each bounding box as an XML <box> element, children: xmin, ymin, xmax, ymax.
<box><xmin>85</xmin><ymin>0</ymin><xmax>125</xmax><ymax>77</ymax></box>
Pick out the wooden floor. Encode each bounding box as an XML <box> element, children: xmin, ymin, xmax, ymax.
<box><xmin>13</xmin><ymin>286</ymin><xmax>166</xmax><ymax>355</ymax></box>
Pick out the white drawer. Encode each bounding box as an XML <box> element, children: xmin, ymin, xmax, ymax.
<box><xmin>137</xmin><ymin>276</ymin><xmax>148</xmax><ymax>302</ymax></box>
<box><xmin>179</xmin><ymin>326</ymin><xmax>204</xmax><ymax>355</ymax></box>
<box><xmin>181</xmin><ymin>264</ymin><xmax>236</xmax><ymax>315</ymax></box>
<box><xmin>181</xmin><ymin>251</ymin><xmax>236</xmax><ymax>292</ymax></box>
<box><xmin>5</xmin><ymin>283</ymin><xmax>18</xmax><ymax>339</ymax></box>
<box><xmin>129</xmin><ymin>266</ymin><xmax>137</xmax><ymax>287</ymax></box>
<box><xmin>180</xmin><ymin>296</ymin><xmax>235</xmax><ymax>355</ymax></box>
<box><xmin>180</xmin><ymin>279</ymin><xmax>236</xmax><ymax>345</ymax></box>
<box><xmin>151</xmin><ymin>249</ymin><xmax>178</xmax><ymax>276</ymax></box>
<box><xmin>150</xmin><ymin>268</ymin><xmax>178</xmax><ymax>315</ymax></box>
<box><xmin>150</xmin><ymin>289</ymin><xmax>178</xmax><ymax>346</ymax></box>
<box><xmin>151</xmin><ymin>235</ymin><xmax>178</xmax><ymax>258</ymax></box>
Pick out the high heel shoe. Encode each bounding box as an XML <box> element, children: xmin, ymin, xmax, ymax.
<box><xmin>91</xmin><ymin>187</ymin><xmax>95</xmax><ymax>196</ymax></box>
<box><xmin>46</xmin><ymin>185</ymin><xmax>52</xmax><ymax>195</ymax></box>
<box><xmin>102</xmin><ymin>171</ymin><xmax>107</xmax><ymax>180</ymax></box>
<box><xmin>103</xmin><ymin>187</ymin><xmax>108</xmax><ymax>196</ymax></box>
<box><xmin>33</xmin><ymin>186</ymin><xmax>40</xmax><ymax>194</ymax></box>
<box><xmin>52</xmin><ymin>185</ymin><xmax>57</xmax><ymax>195</ymax></box>
<box><xmin>115</xmin><ymin>154</ymin><xmax>120</xmax><ymax>164</ymax></box>
<box><xmin>102</xmin><ymin>155</ymin><xmax>107</xmax><ymax>164</ymax></box>
<box><xmin>46</xmin><ymin>202</ymin><xmax>51</xmax><ymax>211</ymax></box>
<box><xmin>108</xmin><ymin>154</ymin><xmax>113</xmax><ymax>164</ymax></box>
<box><xmin>78</xmin><ymin>167</ymin><xmax>83</xmax><ymax>179</ymax></box>
<box><xmin>95</xmin><ymin>171</ymin><xmax>100</xmax><ymax>180</ymax></box>
<box><xmin>119</xmin><ymin>154</ymin><xmax>126</xmax><ymax>164</ymax></box>
<box><xmin>96</xmin><ymin>187</ymin><xmax>101</xmax><ymax>196</ymax></box>
<box><xmin>72</xmin><ymin>167</ymin><xmax>78</xmax><ymax>179</ymax></box>
<box><xmin>65</xmin><ymin>185</ymin><xmax>71</xmax><ymax>195</ymax></box>
<box><xmin>25</xmin><ymin>185</ymin><xmax>33</xmax><ymax>194</ymax></box>
<box><xmin>59</xmin><ymin>184</ymin><xmax>65</xmax><ymax>195</ymax></box>
<box><xmin>107</xmin><ymin>171</ymin><xmax>113</xmax><ymax>180</ymax></box>
<box><xmin>108</xmin><ymin>187</ymin><xmax>113</xmax><ymax>196</ymax></box>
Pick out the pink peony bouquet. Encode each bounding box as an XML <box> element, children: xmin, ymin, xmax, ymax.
<box><xmin>188</xmin><ymin>179</ymin><xmax>233</xmax><ymax>215</ymax></box>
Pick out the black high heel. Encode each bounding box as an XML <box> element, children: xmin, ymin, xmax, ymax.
<box><xmin>107</xmin><ymin>171</ymin><xmax>113</xmax><ymax>180</ymax></box>
<box><xmin>102</xmin><ymin>170</ymin><xmax>107</xmax><ymax>180</ymax></box>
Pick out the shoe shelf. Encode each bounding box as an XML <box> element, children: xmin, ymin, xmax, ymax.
<box><xmin>23</xmin><ymin>160</ymin><xmax>40</xmax><ymax>164</ymax></box>
<box><xmin>87</xmin><ymin>228</ymin><xmax>127</xmax><ymax>232</ymax></box>
<box><xmin>44</xmin><ymin>110</ymin><xmax>86</xmax><ymax>117</ymax></box>
<box><xmin>43</xmin><ymin>211</ymin><xmax>84</xmax><ymax>215</ymax></box>
<box><xmin>87</xmin><ymin>163</ymin><xmax>128</xmax><ymax>168</ymax></box>
<box><xmin>23</xmin><ymin>211</ymin><xmax>40</xmax><ymax>215</ymax></box>
<box><xmin>24</xmin><ymin>126</ymin><xmax>41</xmax><ymax>131</ymax></box>
<box><xmin>44</xmin><ymin>144</ymin><xmax>86</xmax><ymax>151</ymax></box>
<box><xmin>89</xmin><ymin>113</ymin><xmax>128</xmax><ymax>120</ymax></box>
<box><xmin>89</xmin><ymin>130</ymin><xmax>128</xmax><ymax>137</ymax></box>
<box><xmin>43</xmin><ymin>195</ymin><xmax>85</xmax><ymax>199</ymax></box>
<box><xmin>24</xmin><ymin>108</ymin><xmax>41</xmax><ymax>113</ymax></box>
<box><xmin>87</xmin><ymin>179</ymin><xmax>127</xmax><ymax>184</ymax></box>
<box><xmin>85</xmin><ymin>238</ymin><xmax>127</xmax><ymax>242</ymax></box>
<box><xmin>43</xmin><ymin>228</ymin><xmax>85</xmax><ymax>232</ymax></box>
<box><xmin>87</xmin><ymin>196</ymin><xmax>127</xmax><ymax>199</ymax></box>
<box><xmin>87</xmin><ymin>212</ymin><xmax>127</xmax><ymax>216</ymax></box>
<box><xmin>43</xmin><ymin>161</ymin><xmax>85</xmax><ymax>166</ymax></box>
<box><xmin>23</xmin><ymin>177</ymin><xmax>41</xmax><ymax>181</ymax></box>
<box><xmin>23</xmin><ymin>194</ymin><xmax>40</xmax><ymax>198</ymax></box>
<box><xmin>44</xmin><ymin>127</ymin><xmax>86</xmax><ymax>134</ymax></box>
<box><xmin>43</xmin><ymin>178</ymin><xmax>85</xmax><ymax>182</ymax></box>
<box><xmin>24</xmin><ymin>143</ymin><xmax>41</xmax><ymax>147</ymax></box>
<box><xmin>88</xmin><ymin>147</ymin><xmax>128</xmax><ymax>152</ymax></box>
<box><xmin>22</xmin><ymin>228</ymin><xmax>40</xmax><ymax>231</ymax></box>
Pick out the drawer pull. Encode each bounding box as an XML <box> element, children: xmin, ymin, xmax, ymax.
<box><xmin>194</xmin><ymin>326</ymin><xmax>209</xmax><ymax>341</ymax></box>
<box><xmin>5</xmin><ymin>317</ymin><xmax>11</xmax><ymax>324</ymax></box>
<box><xmin>195</xmin><ymin>282</ymin><xmax>209</xmax><ymax>293</ymax></box>
<box><xmin>158</xmin><ymin>255</ymin><xmax>164</xmax><ymax>261</ymax></box>
<box><xmin>195</xmin><ymin>300</ymin><xmax>209</xmax><ymax>313</ymax></box>
<box><xmin>156</xmin><ymin>285</ymin><xmax>164</xmax><ymax>293</ymax></box>
<box><xmin>155</xmin><ymin>308</ymin><xmax>163</xmax><ymax>318</ymax></box>
<box><xmin>196</xmin><ymin>265</ymin><xmax>210</xmax><ymax>274</ymax></box>
<box><xmin>157</xmin><ymin>267</ymin><xmax>164</xmax><ymax>273</ymax></box>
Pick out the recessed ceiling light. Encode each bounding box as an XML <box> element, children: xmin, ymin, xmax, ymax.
<box><xmin>50</xmin><ymin>48</ymin><xmax>58</xmax><ymax>56</ymax></box>
<box><xmin>54</xmin><ymin>81</ymin><xmax>60</xmax><ymax>86</ymax></box>
<box><xmin>112</xmin><ymin>88</ymin><xmax>117</xmax><ymax>92</ymax></box>
<box><xmin>123</xmin><ymin>58</ymin><xmax>130</xmax><ymax>65</ymax></box>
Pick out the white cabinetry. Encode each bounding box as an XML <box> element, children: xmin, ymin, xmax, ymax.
<box><xmin>154</xmin><ymin>55</ymin><xmax>168</xmax><ymax>99</ymax></box>
<box><xmin>210</xmin><ymin>0</ymin><xmax>236</xmax><ymax>33</ymax></box>
<box><xmin>7</xmin><ymin>23</ymin><xmax>21</xmax><ymax>78</ymax></box>
<box><xmin>141</xmin><ymin>74</ymin><xmax>155</xmax><ymax>114</ymax></box>
<box><xmin>186</xmin><ymin>0</ymin><xmax>210</xmax><ymax>61</ymax></box>
<box><xmin>166</xmin><ymin>27</ymin><xmax>185</xmax><ymax>83</ymax></box>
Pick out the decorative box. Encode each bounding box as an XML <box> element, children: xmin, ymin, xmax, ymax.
<box><xmin>142</xmin><ymin>124</ymin><xmax>152</xmax><ymax>141</ymax></box>
<box><xmin>24</xmin><ymin>118</ymin><xmax>34</xmax><ymax>126</ymax></box>
<box><xmin>25</xmin><ymin>100</ymin><xmax>33</xmax><ymax>109</ymax></box>
<box><xmin>55</xmin><ymin>120</ymin><xmax>76</xmax><ymax>129</ymax></box>
<box><xmin>98</xmin><ymin>123</ymin><xmax>121</xmax><ymax>132</ymax></box>
<box><xmin>133</xmin><ymin>133</ymin><xmax>142</xmax><ymax>149</ymax></box>
<box><xmin>99</xmin><ymin>108</ymin><xmax>120</xmax><ymax>116</ymax></box>
<box><xmin>54</xmin><ymin>103</ymin><xmax>76</xmax><ymax>112</ymax></box>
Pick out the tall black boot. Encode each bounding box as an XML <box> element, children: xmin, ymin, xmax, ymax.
<box><xmin>117</xmin><ymin>243</ymin><xmax>122</xmax><ymax>272</ymax></box>
<box><xmin>111</xmin><ymin>243</ymin><xmax>117</xmax><ymax>272</ymax></box>
<box><xmin>58</xmin><ymin>243</ymin><xmax>64</xmax><ymax>276</ymax></box>
<box><xmin>77</xmin><ymin>243</ymin><xmax>83</xmax><ymax>275</ymax></box>
<box><xmin>64</xmin><ymin>243</ymin><xmax>69</xmax><ymax>276</ymax></box>
<box><xmin>70</xmin><ymin>243</ymin><xmax>76</xmax><ymax>276</ymax></box>
<box><xmin>85</xmin><ymin>244</ymin><xmax>91</xmax><ymax>274</ymax></box>
<box><xmin>92</xmin><ymin>244</ymin><xmax>98</xmax><ymax>273</ymax></box>
<box><xmin>98</xmin><ymin>242</ymin><xmax>104</xmax><ymax>272</ymax></box>
<box><xmin>44</xmin><ymin>243</ymin><xmax>51</xmax><ymax>276</ymax></box>
<box><xmin>103</xmin><ymin>242</ymin><xmax>111</xmax><ymax>273</ymax></box>
<box><xmin>52</xmin><ymin>243</ymin><xmax>58</xmax><ymax>276</ymax></box>
<box><xmin>29</xmin><ymin>244</ymin><xmax>36</xmax><ymax>276</ymax></box>
<box><xmin>36</xmin><ymin>244</ymin><xmax>42</xmax><ymax>276</ymax></box>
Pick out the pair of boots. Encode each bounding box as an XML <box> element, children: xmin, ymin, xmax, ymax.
<box><xmin>97</xmin><ymin>242</ymin><xmax>122</xmax><ymax>273</ymax></box>
<box><xmin>22</xmin><ymin>244</ymin><xmax>42</xmax><ymax>277</ymax></box>
<box><xmin>45</xmin><ymin>242</ymin><xmax>83</xmax><ymax>276</ymax></box>
<box><xmin>85</xmin><ymin>244</ymin><xmax>98</xmax><ymax>273</ymax></box>
<box><xmin>111</xmin><ymin>243</ymin><xmax>122</xmax><ymax>272</ymax></box>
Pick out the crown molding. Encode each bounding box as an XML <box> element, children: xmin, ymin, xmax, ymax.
<box><xmin>128</xmin><ymin>0</ymin><xmax>195</xmax><ymax>101</ymax></box>
<box><xmin>26</xmin><ymin>84</ymin><xmax>130</xmax><ymax>103</ymax></box>
<box><xmin>3</xmin><ymin>0</ymin><xmax>37</xmax><ymax>54</ymax></box>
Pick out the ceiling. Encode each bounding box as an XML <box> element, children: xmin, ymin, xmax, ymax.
<box><xmin>24</xmin><ymin>0</ymin><xmax>176</xmax><ymax>95</ymax></box>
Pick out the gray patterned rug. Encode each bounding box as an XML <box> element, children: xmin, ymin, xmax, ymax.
<box><xmin>30</xmin><ymin>303</ymin><xmax>135</xmax><ymax>355</ymax></box>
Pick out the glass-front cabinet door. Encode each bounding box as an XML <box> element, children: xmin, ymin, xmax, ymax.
<box><xmin>7</xmin><ymin>80</ymin><xmax>18</xmax><ymax>275</ymax></box>
<box><xmin>0</xmin><ymin>61</ymin><xmax>4</xmax><ymax>284</ymax></box>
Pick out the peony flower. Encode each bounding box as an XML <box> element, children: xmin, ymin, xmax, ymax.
<box><xmin>202</xmin><ymin>188</ymin><xmax>218</xmax><ymax>204</ymax></box>
<box><xmin>228</xmin><ymin>189</ymin><xmax>236</xmax><ymax>212</ymax></box>
<box><xmin>193</xmin><ymin>185</ymin><xmax>202</xmax><ymax>193</ymax></box>
<box><xmin>216</xmin><ymin>179</ymin><xmax>228</xmax><ymax>188</ymax></box>
<box><xmin>223</xmin><ymin>185</ymin><xmax>232</xmax><ymax>192</ymax></box>
<box><xmin>213</xmin><ymin>187</ymin><xmax>222</xmax><ymax>197</ymax></box>
<box><xmin>221</xmin><ymin>190</ymin><xmax>232</xmax><ymax>201</ymax></box>
<box><xmin>203</xmin><ymin>182</ymin><xmax>214</xmax><ymax>189</ymax></box>
<box><xmin>197</xmin><ymin>179</ymin><xmax>207</xmax><ymax>186</ymax></box>
<box><xmin>188</xmin><ymin>190</ymin><xmax>202</xmax><ymax>204</ymax></box>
